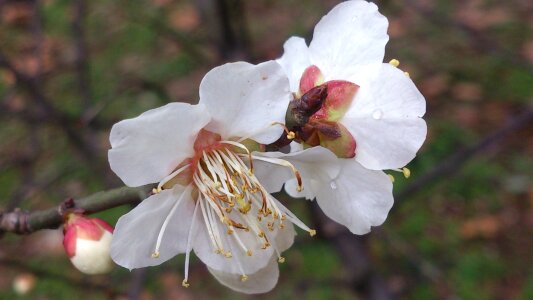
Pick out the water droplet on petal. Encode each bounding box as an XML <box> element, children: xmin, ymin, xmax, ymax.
<box><xmin>372</xmin><ymin>109</ymin><xmax>383</xmax><ymax>120</ymax></box>
<box><xmin>330</xmin><ymin>181</ymin><xmax>337</xmax><ymax>189</ymax></box>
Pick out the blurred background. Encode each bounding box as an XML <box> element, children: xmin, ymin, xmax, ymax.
<box><xmin>0</xmin><ymin>0</ymin><xmax>532</xmax><ymax>299</ymax></box>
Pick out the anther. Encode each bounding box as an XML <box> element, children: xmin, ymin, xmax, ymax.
<box><xmin>404</xmin><ymin>71</ymin><xmax>410</xmax><ymax>77</ymax></box>
<box><xmin>240</xmin><ymin>275</ymin><xmax>248</xmax><ymax>282</ymax></box>
<box><xmin>182</xmin><ymin>279</ymin><xmax>190</xmax><ymax>288</ymax></box>
<box><xmin>152</xmin><ymin>187</ymin><xmax>162</xmax><ymax>194</ymax></box>
<box><xmin>151</xmin><ymin>251</ymin><xmax>160</xmax><ymax>258</ymax></box>
<box><xmin>309</xmin><ymin>229</ymin><xmax>317</xmax><ymax>237</ymax></box>
<box><xmin>246</xmin><ymin>250</ymin><xmax>252</xmax><ymax>256</ymax></box>
<box><xmin>286</xmin><ymin>131</ymin><xmax>296</xmax><ymax>140</ymax></box>
<box><xmin>389</xmin><ymin>59</ymin><xmax>400</xmax><ymax>67</ymax></box>
<box><xmin>388</xmin><ymin>174</ymin><xmax>395</xmax><ymax>183</ymax></box>
<box><xmin>402</xmin><ymin>167</ymin><xmax>411</xmax><ymax>178</ymax></box>
<box><xmin>224</xmin><ymin>252</ymin><xmax>233</xmax><ymax>258</ymax></box>
<box><xmin>278</xmin><ymin>256</ymin><xmax>286</xmax><ymax>263</ymax></box>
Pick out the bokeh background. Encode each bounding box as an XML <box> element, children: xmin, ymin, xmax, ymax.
<box><xmin>0</xmin><ymin>0</ymin><xmax>532</xmax><ymax>299</ymax></box>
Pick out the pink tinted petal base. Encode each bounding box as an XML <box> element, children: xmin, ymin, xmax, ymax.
<box><xmin>299</xmin><ymin>65</ymin><xmax>324</xmax><ymax>94</ymax></box>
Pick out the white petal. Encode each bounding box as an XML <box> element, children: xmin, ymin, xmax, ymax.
<box><xmin>71</xmin><ymin>231</ymin><xmax>114</xmax><ymax>275</ymax></box>
<box><xmin>108</xmin><ymin>103</ymin><xmax>210</xmax><ymax>187</ymax></box>
<box><xmin>110</xmin><ymin>185</ymin><xmax>195</xmax><ymax>270</ymax></box>
<box><xmin>314</xmin><ymin>159</ymin><xmax>393</xmax><ymax>235</ymax></box>
<box><xmin>193</xmin><ymin>207</ymin><xmax>295</xmax><ymax>275</ymax></box>
<box><xmin>308</xmin><ymin>0</ymin><xmax>389</xmax><ymax>86</ymax></box>
<box><xmin>343</xmin><ymin>64</ymin><xmax>427</xmax><ymax>170</ymax></box>
<box><xmin>252</xmin><ymin>146</ymin><xmax>340</xmax><ymax>194</ymax></box>
<box><xmin>208</xmin><ymin>258</ymin><xmax>279</xmax><ymax>294</ymax></box>
<box><xmin>199</xmin><ymin>61</ymin><xmax>291</xmax><ymax>144</ymax></box>
<box><xmin>276</xmin><ymin>36</ymin><xmax>311</xmax><ymax>92</ymax></box>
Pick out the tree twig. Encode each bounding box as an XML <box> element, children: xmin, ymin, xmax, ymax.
<box><xmin>0</xmin><ymin>185</ymin><xmax>150</xmax><ymax>236</ymax></box>
<box><xmin>397</xmin><ymin>107</ymin><xmax>533</xmax><ymax>203</ymax></box>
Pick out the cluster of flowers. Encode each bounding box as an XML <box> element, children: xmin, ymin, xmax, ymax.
<box><xmin>102</xmin><ymin>0</ymin><xmax>426</xmax><ymax>294</ymax></box>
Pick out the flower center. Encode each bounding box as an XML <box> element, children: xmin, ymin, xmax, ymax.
<box><xmin>151</xmin><ymin>129</ymin><xmax>315</xmax><ymax>286</ymax></box>
<box><xmin>195</xmin><ymin>137</ymin><xmax>314</xmax><ymax>242</ymax></box>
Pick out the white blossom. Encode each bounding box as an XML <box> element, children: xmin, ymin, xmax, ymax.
<box><xmin>266</xmin><ymin>0</ymin><xmax>427</xmax><ymax>234</ymax></box>
<box><xmin>108</xmin><ymin>61</ymin><xmax>338</xmax><ymax>293</ymax></box>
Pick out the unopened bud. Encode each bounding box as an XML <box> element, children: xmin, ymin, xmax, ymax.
<box><xmin>63</xmin><ymin>213</ymin><xmax>115</xmax><ymax>275</ymax></box>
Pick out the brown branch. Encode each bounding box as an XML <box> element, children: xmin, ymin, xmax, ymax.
<box><xmin>397</xmin><ymin>107</ymin><xmax>533</xmax><ymax>203</ymax></box>
<box><xmin>0</xmin><ymin>185</ymin><xmax>150</xmax><ymax>237</ymax></box>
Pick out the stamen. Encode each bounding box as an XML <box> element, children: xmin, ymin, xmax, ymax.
<box><xmin>228</xmin><ymin>225</ymin><xmax>250</xmax><ymax>255</ymax></box>
<box><xmin>402</xmin><ymin>167</ymin><xmax>411</xmax><ymax>178</ymax></box>
<box><xmin>152</xmin><ymin>186</ymin><xmax>190</xmax><ymax>258</ymax></box>
<box><xmin>202</xmin><ymin>152</ymin><xmax>219</xmax><ymax>185</ymax></box>
<box><xmin>261</xmin><ymin>226</ymin><xmax>285</xmax><ymax>263</ymax></box>
<box><xmin>390</xmin><ymin>167</ymin><xmax>411</xmax><ymax>178</ymax></box>
<box><xmin>274</xmin><ymin>197</ymin><xmax>316</xmax><ymax>236</ymax></box>
<box><xmin>389</xmin><ymin>59</ymin><xmax>400</xmax><ymax>67</ymax></box>
<box><xmin>224</xmin><ymin>234</ymin><xmax>247</xmax><ymax>279</ymax></box>
<box><xmin>199</xmin><ymin>196</ymin><xmax>222</xmax><ymax>251</ymax></box>
<box><xmin>220</xmin><ymin>141</ymin><xmax>254</xmax><ymax>173</ymax></box>
<box><xmin>250</xmin><ymin>155</ymin><xmax>303</xmax><ymax>192</ymax></box>
<box><xmin>271</xmin><ymin>121</ymin><xmax>296</xmax><ymax>140</ymax></box>
<box><xmin>236</xmin><ymin>122</ymin><xmax>292</xmax><ymax>143</ymax></box>
<box><xmin>156</xmin><ymin>164</ymin><xmax>191</xmax><ymax>191</ymax></box>
<box><xmin>388</xmin><ymin>174</ymin><xmax>395</xmax><ymax>182</ymax></box>
<box><xmin>404</xmin><ymin>71</ymin><xmax>410</xmax><ymax>77</ymax></box>
<box><xmin>182</xmin><ymin>279</ymin><xmax>190</xmax><ymax>288</ymax></box>
<box><xmin>183</xmin><ymin>198</ymin><xmax>200</xmax><ymax>286</ymax></box>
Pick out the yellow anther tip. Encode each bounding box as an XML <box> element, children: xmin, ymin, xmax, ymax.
<box><xmin>151</xmin><ymin>251</ymin><xmax>160</xmax><ymax>258</ymax></box>
<box><xmin>309</xmin><ymin>229</ymin><xmax>317</xmax><ymax>237</ymax></box>
<box><xmin>404</xmin><ymin>71</ymin><xmax>410</xmax><ymax>77</ymax></box>
<box><xmin>152</xmin><ymin>187</ymin><xmax>162</xmax><ymax>194</ymax></box>
<box><xmin>388</xmin><ymin>174</ymin><xmax>395</xmax><ymax>183</ymax></box>
<box><xmin>402</xmin><ymin>167</ymin><xmax>411</xmax><ymax>178</ymax></box>
<box><xmin>286</xmin><ymin>131</ymin><xmax>296</xmax><ymax>140</ymax></box>
<box><xmin>224</xmin><ymin>252</ymin><xmax>233</xmax><ymax>258</ymax></box>
<box><xmin>297</xmin><ymin>186</ymin><xmax>303</xmax><ymax>192</ymax></box>
<box><xmin>278</xmin><ymin>256</ymin><xmax>286</xmax><ymax>263</ymax></box>
<box><xmin>182</xmin><ymin>280</ymin><xmax>190</xmax><ymax>288</ymax></box>
<box><xmin>246</xmin><ymin>250</ymin><xmax>253</xmax><ymax>256</ymax></box>
<box><xmin>240</xmin><ymin>275</ymin><xmax>248</xmax><ymax>282</ymax></box>
<box><xmin>389</xmin><ymin>59</ymin><xmax>400</xmax><ymax>67</ymax></box>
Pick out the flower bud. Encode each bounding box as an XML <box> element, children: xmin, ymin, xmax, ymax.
<box><xmin>63</xmin><ymin>213</ymin><xmax>114</xmax><ymax>275</ymax></box>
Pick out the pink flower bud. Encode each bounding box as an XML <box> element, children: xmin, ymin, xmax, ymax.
<box><xmin>63</xmin><ymin>213</ymin><xmax>114</xmax><ymax>275</ymax></box>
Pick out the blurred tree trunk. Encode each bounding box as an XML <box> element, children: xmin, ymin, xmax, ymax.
<box><xmin>194</xmin><ymin>0</ymin><xmax>251</xmax><ymax>61</ymax></box>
